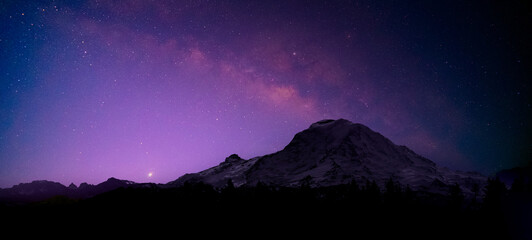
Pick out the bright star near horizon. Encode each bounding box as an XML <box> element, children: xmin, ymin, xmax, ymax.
<box><xmin>0</xmin><ymin>0</ymin><xmax>528</xmax><ymax>188</ymax></box>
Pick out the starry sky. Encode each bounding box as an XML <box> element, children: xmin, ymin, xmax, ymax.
<box><xmin>1</xmin><ymin>0</ymin><xmax>530</xmax><ymax>187</ymax></box>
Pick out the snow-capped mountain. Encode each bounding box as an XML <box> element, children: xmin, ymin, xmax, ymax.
<box><xmin>1</xmin><ymin>119</ymin><xmax>487</xmax><ymax>203</ymax></box>
<box><xmin>169</xmin><ymin>119</ymin><xmax>485</xmax><ymax>195</ymax></box>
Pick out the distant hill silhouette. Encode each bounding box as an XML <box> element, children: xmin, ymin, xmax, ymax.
<box><xmin>496</xmin><ymin>165</ymin><xmax>532</xmax><ymax>187</ymax></box>
<box><xmin>0</xmin><ymin>177</ymin><xmax>139</xmax><ymax>203</ymax></box>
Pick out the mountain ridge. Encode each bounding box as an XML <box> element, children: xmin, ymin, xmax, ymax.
<box><xmin>169</xmin><ymin>119</ymin><xmax>486</xmax><ymax>196</ymax></box>
<box><xmin>1</xmin><ymin>119</ymin><xmax>488</xmax><ymax>202</ymax></box>
<box><xmin>0</xmin><ymin>177</ymin><xmax>140</xmax><ymax>203</ymax></box>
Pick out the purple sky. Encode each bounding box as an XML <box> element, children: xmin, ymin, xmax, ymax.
<box><xmin>1</xmin><ymin>1</ymin><xmax>530</xmax><ymax>187</ymax></box>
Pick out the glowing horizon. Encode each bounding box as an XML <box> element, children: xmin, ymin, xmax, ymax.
<box><xmin>1</xmin><ymin>1</ymin><xmax>529</xmax><ymax>188</ymax></box>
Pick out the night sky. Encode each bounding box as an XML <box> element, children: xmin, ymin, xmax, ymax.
<box><xmin>1</xmin><ymin>1</ymin><xmax>530</xmax><ymax>188</ymax></box>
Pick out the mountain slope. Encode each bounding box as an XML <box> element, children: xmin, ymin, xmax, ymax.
<box><xmin>1</xmin><ymin>119</ymin><xmax>487</xmax><ymax>203</ymax></box>
<box><xmin>169</xmin><ymin>119</ymin><xmax>485</xmax><ymax>195</ymax></box>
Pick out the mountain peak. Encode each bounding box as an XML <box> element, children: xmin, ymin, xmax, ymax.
<box><xmin>286</xmin><ymin>119</ymin><xmax>377</xmax><ymax>154</ymax></box>
<box><xmin>170</xmin><ymin>118</ymin><xmax>486</xmax><ymax>195</ymax></box>
<box><xmin>304</xmin><ymin>119</ymin><xmax>374</xmax><ymax>141</ymax></box>
<box><xmin>106</xmin><ymin>177</ymin><xmax>120</xmax><ymax>182</ymax></box>
<box><xmin>309</xmin><ymin>118</ymin><xmax>353</xmax><ymax>129</ymax></box>
<box><xmin>102</xmin><ymin>177</ymin><xmax>135</xmax><ymax>185</ymax></box>
<box><xmin>225</xmin><ymin>154</ymin><xmax>243</xmax><ymax>163</ymax></box>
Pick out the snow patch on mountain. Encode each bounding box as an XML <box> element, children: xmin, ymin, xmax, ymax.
<box><xmin>169</xmin><ymin>119</ymin><xmax>486</xmax><ymax>196</ymax></box>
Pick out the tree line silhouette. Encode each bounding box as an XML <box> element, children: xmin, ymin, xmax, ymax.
<box><xmin>2</xmin><ymin>177</ymin><xmax>529</xmax><ymax>238</ymax></box>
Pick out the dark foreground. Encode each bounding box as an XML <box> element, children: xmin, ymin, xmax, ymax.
<box><xmin>2</xmin><ymin>180</ymin><xmax>530</xmax><ymax>239</ymax></box>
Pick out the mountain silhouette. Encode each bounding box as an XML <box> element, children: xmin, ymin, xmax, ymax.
<box><xmin>1</xmin><ymin>119</ymin><xmax>522</xmax><ymax>239</ymax></box>
<box><xmin>1</xmin><ymin>119</ymin><xmax>486</xmax><ymax>202</ymax></box>
<box><xmin>0</xmin><ymin>177</ymin><xmax>137</xmax><ymax>203</ymax></box>
<box><xmin>169</xmin><ymin>119</ymin><xmax>485</xmax><ymax>195</ymax></box>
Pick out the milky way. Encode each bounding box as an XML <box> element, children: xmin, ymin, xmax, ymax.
<box><xmin>1</xmin><ymin>1</ymin><xmax>530</xmax><ymax>187</ymax></box>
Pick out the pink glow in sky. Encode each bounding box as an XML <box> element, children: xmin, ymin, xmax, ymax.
<box><xmin>1</xmin><ymin>1</ymin><xmax>530</xmax><ymax>187</ymax></box>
